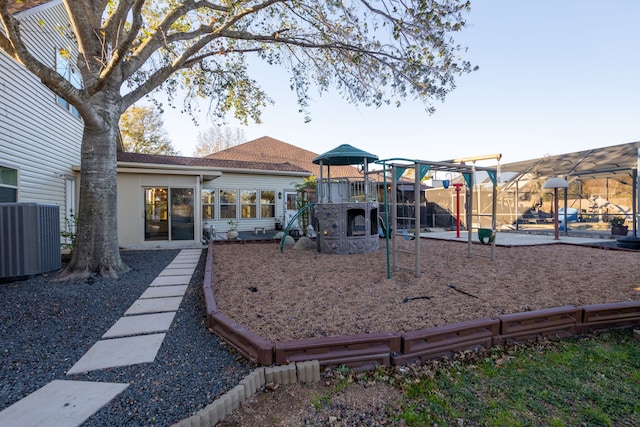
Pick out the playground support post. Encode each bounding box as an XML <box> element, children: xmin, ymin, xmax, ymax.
<box><xmin>553</xmin><ymin>187</ymin><xmax>560</xmax><ymax>240</ymax></box>
<box><xmin>452</xmin><ymin>182</ymin><xmax>464</xmax><ymax>238</ymax></box>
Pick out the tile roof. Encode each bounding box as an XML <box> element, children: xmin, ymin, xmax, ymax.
<box><xmin>7</xmin><ymin>0</ymin><xmax>53</xmax><ymax>14</ymax></box>
<box><xmin>206</xmin><ymin>136</ymin><xmax>365</xmax><ymax>178</ymax></box>
<box><xmin>117</xmin><ymin>151</ymin><xmax>310</xmax><ymax>174</ymax></box>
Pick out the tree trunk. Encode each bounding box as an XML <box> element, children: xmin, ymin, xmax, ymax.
<box><xmin>59</xmin><ymin>103</ymin><xmax>129</xmax><ymax>279</ymax></box>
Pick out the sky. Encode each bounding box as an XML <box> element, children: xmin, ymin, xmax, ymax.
<box><xmin>154</xmin><ymin>0</ymin><xmax>640</xmax><ymax>165</ymax></box>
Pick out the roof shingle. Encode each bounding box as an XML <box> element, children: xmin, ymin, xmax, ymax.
<box><xmin>206</xmin><ymin>136</ymin><xmax>364</xmax><ymax>178</ymax></box>
<box><xmin>117</xmin><ymin>151</ymin><xmax>310</xmax><ymax>174</ymax></box>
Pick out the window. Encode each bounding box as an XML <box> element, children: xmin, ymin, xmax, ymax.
<box><xmin>202</xmin><ymin>189</ymin><xmax>215</xmax><ymax>220</ymax></box>
<box><xmin>260</xmin><ymin>190</ymin><xmax>276</xmax><ymax>218</ymax></box>
<box><xmin>0</xmin><ymin>166</ymin><xmax>18</xmax><ymax>202</ymax></box>
<box><xmin>241</xmin><ymin>190</ymin><xmax>257</xmax><ymax>219</ymax></box>
<box><xmin>220</xmin><ymin>189</ymin><xmax>237</xmax><ymax>219</ymax></box>
<box><xmin>55</xmin><ymin>49</ymin><xmax>81</xmax><ymax>118</ymax></box>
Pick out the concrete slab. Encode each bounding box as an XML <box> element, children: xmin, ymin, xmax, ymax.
<box><xmin>139</xmin><ymin>285</ymin><xmax>188</xmax><ymax>299</ymax></box>
<box><xmin>124</xmin><ymin>296</ymin><xmax>183</xmax><ymax>315</ymax></box>
<box><xmin>171</xmin><ymin>256</ymin><xmax>201</xmax><ymax>263</ymax></box>
<box><xmin>102</xmin><ymin>312</ymin><xmax>177</xmax><ymax>338</ymax></box>
<box><xmin>420</xmin><ymin>231</ymin><xmax>607</xmax><ymax>247</ymax></box>
<box><xmin>179</xmin><ymin>249</ymin><xmax>202</xmax><ymax>255</ymax></box>
<box><xmin>150</xmin><ymin>275</ymin><xmax>192</xmax><ymax>286</ymax></box>
<box><xmin>166</xmin><ymin>260</ymin><xmax>199</xmax><ymax>268</ymax></box>
<box><xmin>174</xmin><ymin>255</ymin><xmax>201</xmax><ymax>260</ymax></box>
<box><xmin>158</xmin><ymin>268</ymin><xmax>194</xmax><ymax>276</ymax></box>
<box><xmin>67</xmin><ymin>333</ymin><xmax>166</xmax><ymax>374</ymax></box>
<box><xmin>0</xmin><ymin>380</ymin><xmax>128</xmax><ymax>427</ymax></box>
<box><xmin>175</xmin><ymin>250</ymin><xmax>201</xmax><ymax>256</ymax></box>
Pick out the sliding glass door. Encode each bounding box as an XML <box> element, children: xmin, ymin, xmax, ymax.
<box><xmin>170</xmin><ymin>188</ymin><xmax>194</xmax><ymax>240</ymax></box>
<box><xmin>144</xmin><ymin>187</ymin><xmax>194</xmax><ymax>241</ymax></box>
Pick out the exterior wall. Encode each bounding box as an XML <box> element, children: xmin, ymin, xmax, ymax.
<box><xmin>203</xmin><ymin>172</ymin><xmax>307</xmax><ymax>233</ymax></box>
<box><xmin>0</xmin><ymin>1</ymin><xmax>82</xmax><ymax>237</ymax></box>
<box><xmin>116</xmin><ymin>170</ymin><xmax>308</xmax><ymax>248</ymax></box>
<box><xmin>117</xmin><ymin>172</ymin><xmax>201</xmax><ymax>248</ymax></box>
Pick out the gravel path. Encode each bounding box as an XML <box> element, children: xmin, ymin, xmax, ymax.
<box><xmin>0</xmin><ymin>249</ymin><xmax>251</xmax><ymax>426</ymax></box>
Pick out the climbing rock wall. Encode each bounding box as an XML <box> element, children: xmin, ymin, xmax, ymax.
<box><xmin>315</xmin><ymin>202</ymin><xmax>379</xmax><ymax>255</ymax></box>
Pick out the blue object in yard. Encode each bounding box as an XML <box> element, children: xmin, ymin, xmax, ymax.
<box><xmin>558</xmin><ymin>207</ymin><xmax>579</xmax><ymax>222</ymax></box>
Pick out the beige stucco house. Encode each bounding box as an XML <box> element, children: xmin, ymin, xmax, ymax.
<box><xmin>115</xmin><ymin>140</ymin><xmax>311</xmax><ymax>248</ymax></box>
<box><xmin>114</xmin><ymin>137</ymin><xmax>364</xmax><ymax>249</ymax></box>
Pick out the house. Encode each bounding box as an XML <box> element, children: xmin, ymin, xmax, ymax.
<box><xmin>115</xmin><ymin>146</ymin><xmax>314</xmax><ymax>248</ymax></box>
<box><xmin>0</xmin><ymin>0</ymin><xmax>359</xmax><ymax>251</ymax></box>
<box><xmin>0</xmin><ymin>0</ymin><xmax>82</xmax><ymax>231</ymax></box>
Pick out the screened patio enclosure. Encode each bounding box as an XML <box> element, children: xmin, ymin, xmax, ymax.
<box><xmin>498</xmin><ymin>140</ymin><xmax>640</xmax><ymax>236</ymax></box>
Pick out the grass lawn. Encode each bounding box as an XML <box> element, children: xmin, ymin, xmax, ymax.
<box><xmin>320</xmin><ymin>330</ymin><xmax>640</xmax><ymax>427</ymax></box>
<box><xmin>361</xmin><ymin>329</ymin><xmax>640</xmax><ymax>426</ymax></box>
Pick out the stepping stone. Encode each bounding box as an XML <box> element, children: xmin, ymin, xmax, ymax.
<box><xmin>179</xmin><ymin>249</ymin><xmax>202</xmax><ymax>255</ymax></box>
<box><xmin>67</xmin><ymin>334</ymin><xmax>166</xmax><ymax>374</ymax></box>
<box><xmin>173</xmin><ymin>253</ymin><xmax>202</xmax><ymax>262</ymax></box>
<box><xmin>0</xmin><ymin>380</ymin><xmax>128</xmax><ymax>427</ymax></box>
<box><xmin>166</xmin><ymin>260</ymin><xmax>199</xmax><ymax>268</ymax></box>
<box><xmin>102</xmin><ymin>312</ymin><xmax>177</xmax><ymax>338</ymax></box>
<box><xmin>171</xmin><ymin>257</ymin><xmax>200</xmax><ymax>264</ymax></box>
<box><xmin>139</xmin><ymin>285</ymin><xmax>188</xmax><ymax>299</ymax></box>
<box><xmin>175</xmin><ymin>250</ymin><xmax>200</xmax><ymax>255</ymax></box>
<box><xmin>158</xmin><ymin>268</ymin><xmax>194</xmax><ymax>276</ymax></box>
<box><xmin>124</xmin><ymin>296</ymin><xmax>183</xmax><ymax>315</ymax></box>
<box><xmin>150</xmin><ymin>275</ymin><xmax>192</xmax><ymax>286</ymax></box>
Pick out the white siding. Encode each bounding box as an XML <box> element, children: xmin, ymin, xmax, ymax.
<box><xmin>203</xmin><ymin>172</ymin><xmax>306</xmax><ymax>232</ymax></box>
<box><xmin>0</xmin><ymin>2</ymin><xmax>82</xmax><ymax>236</ymax></box>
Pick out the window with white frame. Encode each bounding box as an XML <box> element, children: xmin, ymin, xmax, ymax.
<box><xmin>202</xmin><ymin>189</ymin><xmax>215</xmax><ymax>220</ymax></box>
<box><xmin>219</xmin><ymin>189</ymin><xmax>236</xmax><ymax>219</ymax></box>
<box><xmin>260</xmin><ymin>190</ymin><xmax>276</xmax><ymax>218</ymax></box>
<box><xmin>0</xmin><ymin>166</ymin><xmax>18</xmax><ymax>202</ymax></box>
<box><xmin>241</xmin><ymin>190</ymin><xmax>257</xmax><ymax>219</ymax></box>
<box><xmin>55</xmin><ymin>49</ymin><xmax>81</xmax><ymax>118</ymax></box>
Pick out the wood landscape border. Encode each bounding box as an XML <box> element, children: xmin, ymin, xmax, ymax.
<box><xmin>203</xmin><ymin>242</ymin><xmax>640</xmax><ymax>369</ymax></box>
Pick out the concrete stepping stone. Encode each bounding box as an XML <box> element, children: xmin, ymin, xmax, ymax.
<box><xmin>150</xmin><ymin>275</ymin><xmax>192</xmax><ymax>286</ymax></box>
<box><xmin>124</xmin><ymin>296</ymin><xmax>183</xmax><ymax>315</ymax></box>
<box><xmin>170</xmin><ymin>257</ymin><xmax>200</xmax><ymax>265</ymax></box>
<box><xmin>158</xmin><ymin>268</ymin><xmax>194</xmax><ymax>276</ymax></box>
<box><xmin>67</xmin><ymin>333</ymin><xmax>166</xmax><ymax>374</ymax></box>
<box><xmin>165</xmin><ymin>260</ymin><xmax>198</xmax><ymax>268</ymax></box>
<box><xmin>139</xmin><ymin>285</ymin><xmax>187</xmax><ymax>299</ymax></box>
<box><xmin>174</xmin><ymin>250</ymin><xmax>201</xmax><ymax>257</ymax></box>
<box><xmin>0</xmin><ymin>380</ymin><xmax>128</xmax><ymax>427</ymax></box>
<box><xmin>178</xmin><ymin>249</ymin><xmax>202</xmax><ymax>255</ymax></box>
<box><xmin>102</xmin><ymin>312</ymin><xmax>177</xmax><ymax>338</ymax></box>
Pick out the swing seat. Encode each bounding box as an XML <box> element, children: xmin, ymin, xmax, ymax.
<box><xmin>478</xmin><ymin>228</ymin><xmax>495</xmax><ymax>245</ymax></box>
<box><xmin>402</xmin><ymin>229</ymin><xmax>415</xmax><ymax>241</ymax></box>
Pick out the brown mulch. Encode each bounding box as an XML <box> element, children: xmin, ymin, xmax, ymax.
<box><xmin>212</xmin><ymin>238</ymin><xmax>640</xmax><ymax>343</ymax></box>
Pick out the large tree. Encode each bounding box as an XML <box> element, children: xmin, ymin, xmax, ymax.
<box><xmin>120</xmin><ymin>105</ymin><xmax>179</xmax><ymax>155</ymax></box>
<box><xmin>193</xmin><ymin>126</ymin><xmax>245</xmax><ymax>157</ymax></box>
<box><xmin>0</xmin><ymin>0</ymin><xmax>476</xmax><ymax>278</ymax></box>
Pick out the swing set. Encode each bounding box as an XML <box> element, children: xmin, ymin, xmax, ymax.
<box><xmin>376</xmin><ymin>156</ymin><xmax>500</xmax><ymax>279</ymax></box>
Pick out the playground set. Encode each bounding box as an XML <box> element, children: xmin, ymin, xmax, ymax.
<box><xmin>279</xmin><ymin>141</ymin><xmax>640</xmax><ymax>273</ymax></box>
<box><xmin>284</xmin><ymin>144</ymin><xmax>501</xmax><ymax>279</ymax></box>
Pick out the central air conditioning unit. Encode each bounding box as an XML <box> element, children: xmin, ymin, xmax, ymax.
<box><xmin>0</xmin><ymin>203</ymin><xmax>61</xmax><ymax>279</ymax></box>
